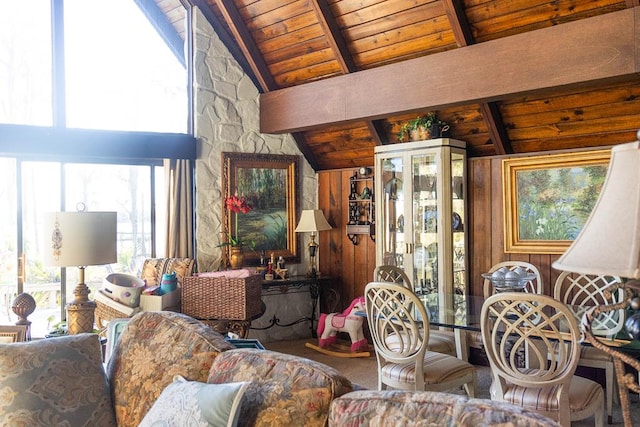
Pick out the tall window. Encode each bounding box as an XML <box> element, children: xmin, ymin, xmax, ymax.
<box><xmin>0</xmin><ymin>0</ymin><xmax>188</xmax><ymax>337</ymax></box>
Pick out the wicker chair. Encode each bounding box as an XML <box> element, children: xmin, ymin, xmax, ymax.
<box><xmin>373</xmin><ymin>265</ymin><xmax>458</xmax><ymax>357</ymax></box>
<box><xmin>554</xmin><ymin>271</ymin><xmax>624</xmax><ymax>424</ymax></box>
<box><xmin>94</xmin><ymin>257</ymin><xmax>195</xmax><ymax>329</ymax></box>
<box><xmin>481</xmin><ymin>292</ymin><xmax>604</xmax><ymax>427</ymax></box>
<box><xmin>365</xmin><ymin>281</ymin><xmax>476</xmax><ymax>396</ymax></box>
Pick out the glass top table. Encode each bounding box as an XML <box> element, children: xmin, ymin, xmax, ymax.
<box><xmin>418</xmin><ymin>292</ymin><xmax>638</xmax><ymax>360</ymax></box>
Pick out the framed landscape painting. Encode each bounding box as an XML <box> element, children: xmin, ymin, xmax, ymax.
<box><xmin>221</xmin><ymin>152</ymin><xmax>300</xmax><ymax>266</ymax></box>
<box><xmin>503</xmin><ymin>149</ymin><xmax>610</xmax><ymax>254</ymax></box>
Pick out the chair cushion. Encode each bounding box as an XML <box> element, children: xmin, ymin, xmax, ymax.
<box><xmin>106</xmin><ymin>311</ymin><xmax>234</xmax><ymax>427</ymax></box>
<box><xmin>207</xmin><ymin>348</ymin><xmax>353</xmax><ymax>427</ymax></box>
<box><xmin>0</xmin><ymin>334</ymin><xmax>116</xmax><ymax>427</ymax></box>
<box><xmin>328</xmin><ymin>390</ymin><xmax>560</xmax><ymax>427</ymax></box>
<box><xmin>138</xmin><ymin>376</ymin><xmax>249</xmax><ymax>427</ymax></box>
<box><xmin>502</xmin><ymin>375</ymin><xmax>603</xmax><ymax>414</ymax></box>
<box><xmin>381</xmin><ymin>351</ymin><xmax>474</xmax><ymax>386</ymax></box>
<box><xmin>428</xmin><ymin>329</ymin><xmax>457</xmax><ymax>355</ymax></box>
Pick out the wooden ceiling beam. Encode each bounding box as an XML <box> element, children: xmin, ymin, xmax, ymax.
<box><xmin>260</xmin><ymin>8</ymin><xmax>639</xmax><ymax>134</ymax></box>
<box><xmin>442</xmin><ymin>0</ymin><xmax>512</xmax><ymax>154</ymax></box>
<box><xmin>310</xmin><ymin>0</ymin><xmax>357</xmax><ymax>73</ymax></box>
<box><xmin>211</xmin><ymin>0</ymin><xmax>277</xmax><ymax>92</ymax></box>
<box><xmin>310</xmin><ymin>0</ymin><xmax>385</xmax><ymax>145</ymax></box>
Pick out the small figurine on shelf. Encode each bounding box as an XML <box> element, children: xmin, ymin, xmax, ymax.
<box><xmin>349</xmin><ymin>172</ymin><xmax>358</xmax><ymax>200</ymax></box>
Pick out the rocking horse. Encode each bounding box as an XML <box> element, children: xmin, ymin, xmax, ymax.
<box><xmin>305</xmin><ymin>296</ymin><xmax>370</xmax><ymax>358</ymax></box>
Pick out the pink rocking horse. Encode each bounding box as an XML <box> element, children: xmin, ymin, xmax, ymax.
<box><xmin>317</xmin><ymin>296</ymin><xmax>368</xmax><ymax>352</ymax></box>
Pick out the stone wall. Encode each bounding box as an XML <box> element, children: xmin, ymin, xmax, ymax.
<box><xmin>192</xmin><ymin>8</ymin><xmax>317</xmax><ymax>275</ymax></box>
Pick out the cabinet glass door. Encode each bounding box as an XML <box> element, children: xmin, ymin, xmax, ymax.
<box><xmin>380</xmin><ymin>158</ymin><xmax>405</xmax><ymax>268</ymax></box>
<box><xmin>412</xmin><ymin>153</ymin><xmax>438</xmax><ymax>296</ymax></box>
<box><xmin>451</xmin><ymin>152</ymin><xmax>466</xmax><ymax>295</ymax></box>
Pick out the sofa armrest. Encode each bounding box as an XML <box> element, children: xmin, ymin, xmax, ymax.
<box><xmin>208</xmin><ymin>348</ymin><xmax>353</xmax><ymax>427</ymax></box>
<box><xmin>328</xmin><ymin>390</ymin><xmax>560</xmax><ymax>427</ymax></box>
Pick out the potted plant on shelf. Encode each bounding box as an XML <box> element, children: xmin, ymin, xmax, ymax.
<box><xmin>397</xmin><ymin>113</ymin><xmax>450</xmax><ymax>142</ymax></box>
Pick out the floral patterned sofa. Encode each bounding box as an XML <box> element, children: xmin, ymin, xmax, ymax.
<box><xmin>0</xmin><ymin>310</ymin><xmax>557</xmax><ymax>427</ymax></box>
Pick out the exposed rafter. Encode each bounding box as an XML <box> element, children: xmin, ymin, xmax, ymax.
<box><xmin>442</xmin><ymin>0</ymin><xmax>512</xmax><ymax>154</ymax></box>
<box><xmin>309</xmin><ymin>0</ymin><xmax>386</xmax><ymax>145</ymax></box>
<box><xmin>212</xmin><ymin>0</ymin><xmax>277</xmax><ymax>92</ymax></box>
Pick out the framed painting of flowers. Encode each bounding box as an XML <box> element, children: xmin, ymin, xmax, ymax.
<box><xmin>222</xmin><ymin>152</ymin><xmax>300</xmax><ymax>266</ymax></box>
<box><xmin>502</xmin><ymin>149</ymin><xmax>610</xmax><ymax>254</ymax></box>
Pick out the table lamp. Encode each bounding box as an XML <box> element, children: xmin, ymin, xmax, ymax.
<box><xmin>43</xmin><ymin>211</ymin><xmax>117</xmax><ymax>334</ymax></box>
<box><xmin>553</xmin><ymin>133</ymin><xmax>640</xmax><ymax>427</ymax></box>
<box><xmin>295</xmin><ymin>209</ymin><xmax>332</xmax><ymax>278</ymax></box>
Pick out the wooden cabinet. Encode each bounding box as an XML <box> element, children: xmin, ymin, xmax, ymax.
<box><xmin>374</xmin><ymin>139</ymin><xmax>468</xmax><ymax>323</ymax></box>
<box><xmin>345</xmin><ymin>169</ymin><xmax>375</xmax><ymax>245</ymax></box>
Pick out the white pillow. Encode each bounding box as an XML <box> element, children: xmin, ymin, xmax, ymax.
<box><xmin>139</xmin><ymin>376</ymin><xmax>249</xmax><ymax>427</ymax></box>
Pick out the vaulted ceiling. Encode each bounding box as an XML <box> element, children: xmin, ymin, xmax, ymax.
<box><xmin>151</xmin><ymin>0</ymin><xmax>640</xmax><ymax>171</ymax></box>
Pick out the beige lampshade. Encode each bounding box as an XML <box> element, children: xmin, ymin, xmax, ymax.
<box><xmin>295</xmin><ymin>209</ymin><xmax>333</xmax><ymax>233</ymax></box>
<box><xmin>42</xmin><ymin>211</ymin><xmax>117</xmax><ymax>267</ymax></box>
<box><xmin>553</xmin><ymin>140</ymin><xmax>640</xmax><ymax>278</ymax></box>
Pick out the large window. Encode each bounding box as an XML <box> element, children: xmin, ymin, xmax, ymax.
<box><xmin>0</xmin><ymin>0</ymin><xmax>189</xmax><ymax>337</ymax></box>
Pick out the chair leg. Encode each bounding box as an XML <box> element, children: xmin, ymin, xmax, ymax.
<box><xmin>463</xmin><ymin>373</ymin><xmax>476</xmax><ymax>398</ymax></box>
<box><xmin>605</xmin><ymin>361</ymin><xmax>614</xmax><ymax>424</ymax></box>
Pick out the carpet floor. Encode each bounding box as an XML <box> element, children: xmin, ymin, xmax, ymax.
<box><xmin>264</xmin><ymin>338</ymin><xmax>639</xmax><ymax>426</ymax></box>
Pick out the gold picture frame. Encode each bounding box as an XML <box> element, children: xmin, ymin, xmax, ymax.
<box><xmin>0</xmin><ymin>325</ymin><xmax>28</xmax><ymax>343</ymax></box>
<box><xmin>222</xmin><ymin>152</ymin><xmax>300</xmax><ymax>266</ymax></box>
<box><xmin>503</xmin><ymin>149</ymin><xmax>610</xmax><ymax>254</ymax></box>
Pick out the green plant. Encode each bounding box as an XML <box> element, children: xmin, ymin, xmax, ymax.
<box><xmin>396</xmin><ymin>112</ymin><xmax>449</xmax><ymax>142</ymax></box>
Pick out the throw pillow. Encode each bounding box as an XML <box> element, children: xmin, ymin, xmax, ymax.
<box><xmin>139</xmin><ymin>376</ymin><xmax>249</xmax><ymax>427</ymax></box>
<box><xmin>0</xmin><ymin>333</ymin><xmax>116</xmax><ymax>427</ymax></box>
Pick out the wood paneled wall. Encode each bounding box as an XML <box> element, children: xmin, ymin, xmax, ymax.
<box><xmin>317</xmin><ymin>169</ymin><xmax>376</xmax><ymax>310</ymax></box>
<box><xmin>316</xmin><ymin>151</ymin><xmax>602</xmax><ymax>305</ymax></box>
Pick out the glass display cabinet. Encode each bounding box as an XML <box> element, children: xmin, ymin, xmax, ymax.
<box><xmin>374</xmin><ymin>139</ymin><xmax>468</xmax><ymax>324</ymax></box>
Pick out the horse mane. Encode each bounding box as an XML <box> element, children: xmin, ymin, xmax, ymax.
<box><xmin>342</xmin><ymin>296</ymin><xmax>365</xmax><ymax>315</ymax></box>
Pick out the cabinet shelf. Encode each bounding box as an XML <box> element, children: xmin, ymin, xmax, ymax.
<box><xmin>347</xmin><ymin>170</ymin><xmax>375</xmax><ymax>245</ymax></box>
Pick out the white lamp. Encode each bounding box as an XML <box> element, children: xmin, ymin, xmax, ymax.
<box><xmin>295</xmin><ymin>209</ymin><xmax>332</xmax><ymax>278</ymax></box>
<box><xmin>43</xmin><ymin>211</ymin><xmax>117</xmax><ymax>334</ymax></box>
<box><xmin>553</xmin><ymin>135</ymin><xmax>640</xmax><ymax>426</ymax></box>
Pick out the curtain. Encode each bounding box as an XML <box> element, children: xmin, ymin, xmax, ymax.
<box><xmin>164</xmin><ymin>159</ymin><xmax>193</xmax><ymax>258</ymax></box>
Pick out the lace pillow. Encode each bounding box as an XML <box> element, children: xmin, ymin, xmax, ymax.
<box><xmin>139</xmin><ymin>376</ymin><xmax>249</xmax><ymax>427</ymax></box>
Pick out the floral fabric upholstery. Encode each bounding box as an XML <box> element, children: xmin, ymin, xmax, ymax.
<box><xmin>328</xmin><ymin>390</ymin><xmax>561</xmax><ymax>427</ymax></box>
<box><xmin>106</xmin><ymin>311</ymin><xmax>234</xmax><ymax>427</ymax></box>
<box><xmin>140</xmin><ymin>257</ymin><xmax>195</xmax><ymax>287</ymax></box>
<box><xmin>207</xmin><ymin>348</ymin><xmax>354</xmax><ymax>427</ymax></box>
<box><xmin>0</xmin><ymin>333</ymin><xmax>116</xmax><ymax>427</ymax></box>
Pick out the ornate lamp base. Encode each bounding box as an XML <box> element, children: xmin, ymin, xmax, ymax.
<box><xmin>66</xmin><ymin>275</ymin><xmax>96</xmax><ymax>334</ymax></box>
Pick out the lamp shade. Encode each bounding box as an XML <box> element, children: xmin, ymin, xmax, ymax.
<box><xmin>295</xmin><ymin>209</ymin><xmax>332</xmax><ymax>233</ymax></box>
<box><xmin>553</xmin><ymin>140</ymin><xmax>640</xmax><ymax>278</ymax></box>
<box><xmin>42</xmin><ymin>212</ymin><xmax>117</xmax><ymax>267</ymax></box>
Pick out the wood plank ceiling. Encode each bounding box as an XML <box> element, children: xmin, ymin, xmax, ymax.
<box><xmin>156</xmin><ymin>0</ymin><xmax>640</xmax><ymax>171</ymax></box>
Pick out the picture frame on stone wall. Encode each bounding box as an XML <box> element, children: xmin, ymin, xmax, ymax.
<box><xmin>222</xmin><ymin>152</ymin><xmax>301</xmax><ymax>266</ymax></box>
<box><xmin>502</xmin><ymin>149</ymin><xmax>610</xmax><ymax>254</ymax></box>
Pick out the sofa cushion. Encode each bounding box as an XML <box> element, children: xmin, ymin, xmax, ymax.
<box><xmin>139</xmin><ymin>375</ymin><xmax>249</xmax><ymax>427</ymax></box>
<box><xmin>107</xmin><ymin>311</ymin><xmax>235</xmax><ymax>427</ymax></box>
<box><xmin>208</xmin><ymin>348</ymin><xmax>353</xmax><ymax>427</ymax></box>
<box><xmin>0</xmin><ymin>333</ymin><xmax>116</xmax><ymax>427</ymax></box>
<box><xmin>328</xmin><ymin>390</ymin><xmax>560</xmax><ymax>426</ymax></box>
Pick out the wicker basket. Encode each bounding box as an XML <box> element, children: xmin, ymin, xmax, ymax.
<box><xmin>181</xmin><ymin>274</ymin><xmax>262</xmax><ymax>320</ymax></box>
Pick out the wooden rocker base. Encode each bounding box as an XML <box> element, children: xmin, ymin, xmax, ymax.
<box><xmin>305</xmin><ymin>341</ymin><xmax>371</xmax><ymax>358</ymax></box>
